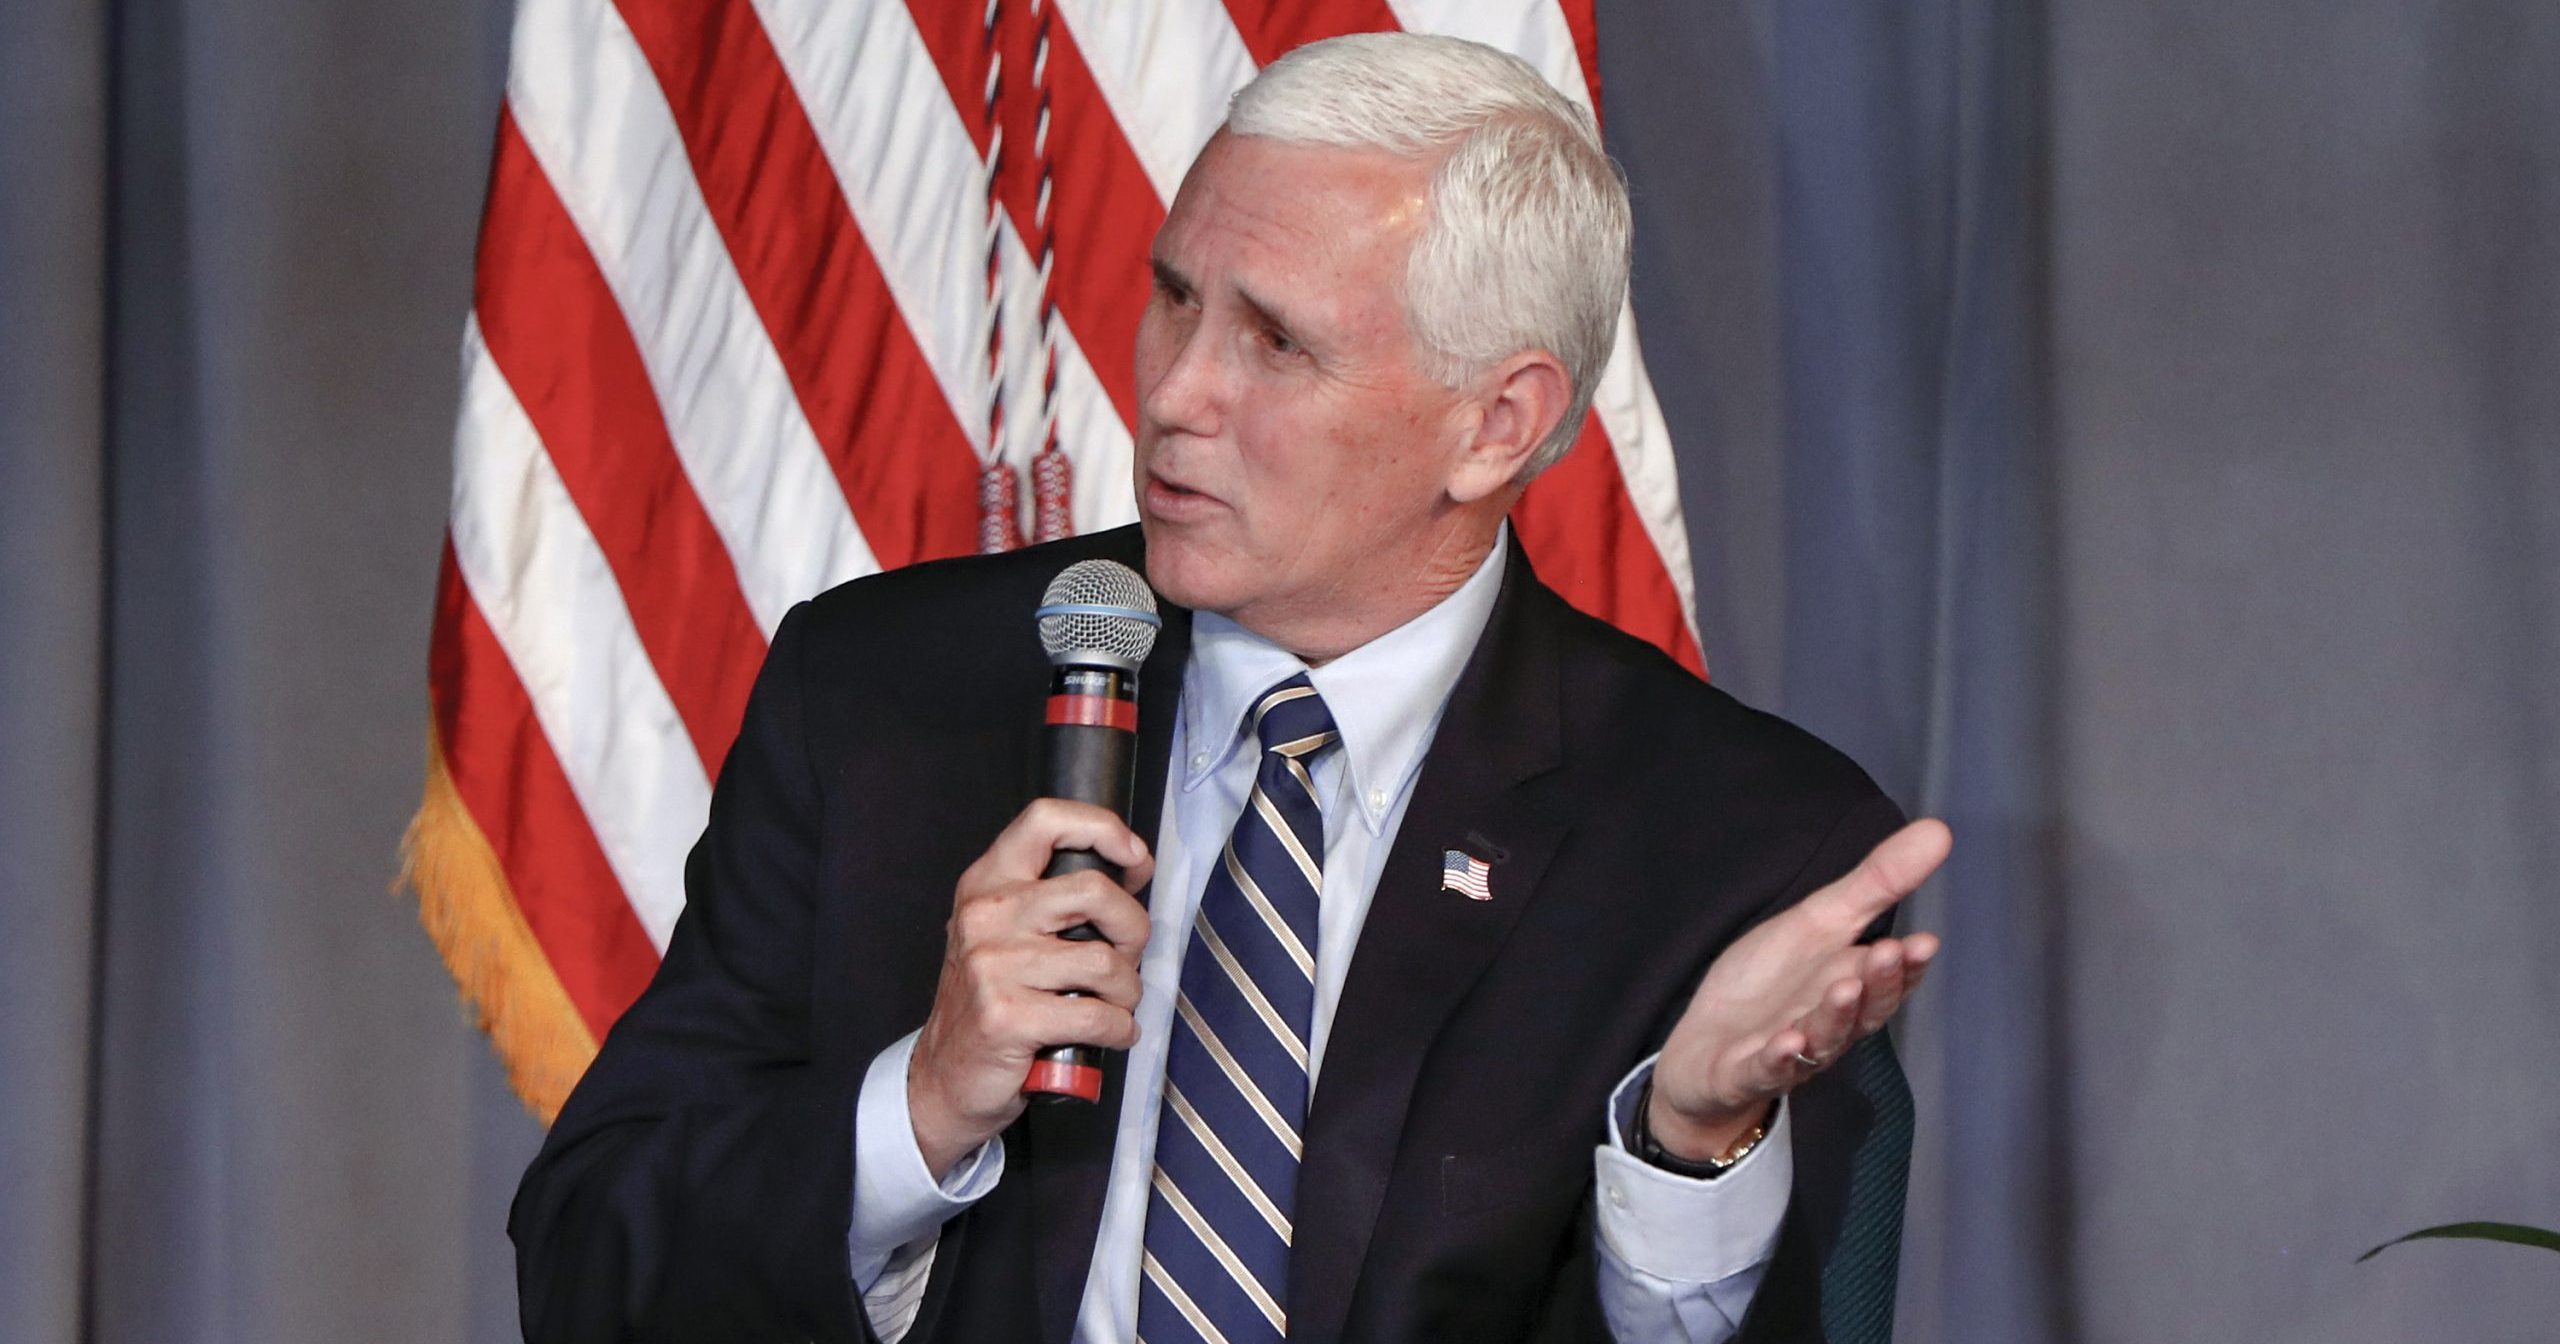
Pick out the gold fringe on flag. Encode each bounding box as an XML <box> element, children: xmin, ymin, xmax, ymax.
<box><xmin>398</xmin><ymin>719</ymin><xmax>598</xmax><ymax>1124</ymax></box>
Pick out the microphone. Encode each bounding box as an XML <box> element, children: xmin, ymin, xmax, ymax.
<box><xmin>1022</xmin><ymin>559</ymin><xmax>1161</xmax><ymax>1103</ymax></box>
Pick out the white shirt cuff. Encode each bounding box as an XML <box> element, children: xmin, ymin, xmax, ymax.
<box><xmin>848</xmin><ymin>1029</ymin><xmax>1005</xmax><ymax>1287</ymax></box>
<box><xmin>1592</xmin><ymin>1055</ymin><xmax>1792</xmax><ymax>1284</ymax></box>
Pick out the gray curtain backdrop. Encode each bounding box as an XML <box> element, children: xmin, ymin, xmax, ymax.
<box><xmin>2</xmin><ymin>0</ymin><xmax>534</xmax><ymax>1339</ymax></box>
<box><xmin>3</xmin><ymin>1</ymin><xmax>2553</xmax><ymax>1341</ymax></box>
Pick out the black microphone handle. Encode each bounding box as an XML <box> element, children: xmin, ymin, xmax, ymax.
<box><xmin>1023</xmin><ymin>666</ymin><xmax>1139</xmax><ymax>1104</ymax></box>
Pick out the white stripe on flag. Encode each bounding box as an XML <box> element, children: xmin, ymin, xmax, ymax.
<box><xmin>449</xmin><ymin>319</ymin><xmax>709</xmax><ymax>949</ymax></box>
<box><xmin>1053</xmin><ymin>0</ymin><xmax>1257</xmax><ymax>205</ymax></box>
<box><xmin>1593</xmin><ymin>305</ymin><xmax>1701</xmax><ymax>643</ymax></box>
<box><xmin>756</xmin><ymin>0</ymin><xmax>1139</xmax><ymax>528</ymax></box>
<box><xmin>1385</xmin><ymin>0</ymin><xmax>1595</xmax><ymax>115</ymax></box>
<box><xmin>748</xmin><ymin>0</ymin><xmax>992</xmax><ymax>454</ymax></box>
<box><xmin>1045</xmin><ymin>289</ymin><xmax>1143</xmax><ymax>534</ymax></box>
<box><xmin>506</xmin><ymin>0</ymin><xmax>877</xmax><ymax>632</ymax></box>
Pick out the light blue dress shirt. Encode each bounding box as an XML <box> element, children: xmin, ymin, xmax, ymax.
<box><xmin>847</xmin><ymin>530</ymin><xmax>1790</xmax><ymax>1341</ymax></box>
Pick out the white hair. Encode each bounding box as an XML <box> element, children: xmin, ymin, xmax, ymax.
<box><xmin>1226</xmin><ymin>32</ymin><xmax>1631</xmax><ymax>478</ymax></box>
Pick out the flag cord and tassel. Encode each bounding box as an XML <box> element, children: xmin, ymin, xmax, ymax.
<box><xmin>1028</xmin><ymin>0</ymin><xmax>1073</xmax><ymax>542</ymax></box>
<box><xmin>977</xmin><ymin>0</ymin><xmax>1024</xmax><ymax>553</ymax></box>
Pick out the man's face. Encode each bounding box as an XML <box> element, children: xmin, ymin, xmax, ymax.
<box><xmin>1133</xmin><ymin>131</ymin><xmax>1478</xmax><ymax>652</ymax></box>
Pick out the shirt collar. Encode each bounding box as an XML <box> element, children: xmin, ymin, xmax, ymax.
<box><xmin>1178</xmin><ymin>525</ymin><xmax>1510</xmax><ymax>834</ymax></box>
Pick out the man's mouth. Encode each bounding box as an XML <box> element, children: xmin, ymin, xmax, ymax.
<box><xmin>1142</xmin><ymin>473</ymin><xmax>1221</xmax><ymax>517</ymax></box>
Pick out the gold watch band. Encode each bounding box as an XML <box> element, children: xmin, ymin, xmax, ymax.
<box><xmin>1632</xmin><ymin>1079</ymin><xmax>1769</xmax><ymax>1177</ymax></box>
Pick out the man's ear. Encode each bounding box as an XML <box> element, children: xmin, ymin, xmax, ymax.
<box><xmin>1447</xmin><ymin>350</ymin><xmax>1571</xmax><ymax>504</ymax></box>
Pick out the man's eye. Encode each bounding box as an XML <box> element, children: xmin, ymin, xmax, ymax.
<box><xmin>1262</xmin><ymin>327</ymin><xmax>1299</xmax><ymax>356</ymax></box>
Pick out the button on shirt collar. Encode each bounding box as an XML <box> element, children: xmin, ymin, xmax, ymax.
<box><xmin>1175</xmin><ymin>526</ymin><xmax>1511</xmax><ymax>834</ymax></box>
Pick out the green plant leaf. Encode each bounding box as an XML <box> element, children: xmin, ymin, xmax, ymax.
<box><xmin>2357</xmin><ymin>1221</ymin><xmax>2560</xmax><ymax>1263</ymax></box>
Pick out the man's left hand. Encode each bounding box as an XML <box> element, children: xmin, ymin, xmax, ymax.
<box><xmin>1644</xmin><ymin>819</ymin><xmax>1950</xmax><ymax>1161</ymax></box>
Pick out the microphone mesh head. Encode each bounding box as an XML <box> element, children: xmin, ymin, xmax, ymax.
<box><xmin>1037</xmin><ymin>559</ymin><xmax>1160</xmax><ymax>670</ymax></box>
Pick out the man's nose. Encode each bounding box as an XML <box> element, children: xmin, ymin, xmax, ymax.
<box><xmin>1138</xmin><ymin>320</ymin><xmax>1223</xmax><ymax>438</ymax></box>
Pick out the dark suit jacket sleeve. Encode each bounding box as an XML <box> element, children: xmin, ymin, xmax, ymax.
<box><xmin>1511</xmin><ymin>788</ymin><xmax>1906</xmax><ymax>1344</ymax></box>
<box><xmin>1731</xmin><ymin>790</ymin><xmax>1909</xmax><ymax>1343</ymax></box>
<box><xmin>511</xmin><ymin>601</ymin><xmax>871</xmax><ymax>1344</ymax></box>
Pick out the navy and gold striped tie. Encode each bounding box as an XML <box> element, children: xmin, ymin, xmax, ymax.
<box><xmin>1138</xmin><ymin>674</ymin><xmax>1337</xmax><ymax>1343</ymax></box>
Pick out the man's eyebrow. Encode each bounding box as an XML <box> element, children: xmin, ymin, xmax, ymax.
<box><xmin>1150</xmin><ymin>257</ymin><xmax>1310</xmax><ymax>347</ymax></box>
<box><xmin>1232</xmin><ymin>283</ymin><xmax>1304</xmax><ymax>344</ymax></box>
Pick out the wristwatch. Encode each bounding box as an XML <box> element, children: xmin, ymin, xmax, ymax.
<box><xmin>1630</xmin><ymin>1078</ymin><xmax>1768</xmax><ymax>1180</ymax></box>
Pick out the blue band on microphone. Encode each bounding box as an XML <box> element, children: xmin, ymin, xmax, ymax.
<box><xmin>1034</xmin><ymin>602</ymin><xmax>1163</xmax><ymax>628</ymax></box>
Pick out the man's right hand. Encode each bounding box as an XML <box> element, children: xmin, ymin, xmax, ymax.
<box><xmin>907</xmin><ymin>799</ymin><xmax>1155</xmax><ymax>1180</ymax></box>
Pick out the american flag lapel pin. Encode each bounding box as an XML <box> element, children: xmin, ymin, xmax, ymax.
<box><xmin>1440</xmin><ymin>849</ymin><xmax>1495</xmax><ymax>901</ymax></box>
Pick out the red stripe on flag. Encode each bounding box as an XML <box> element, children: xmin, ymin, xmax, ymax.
<box><xmin>1558</xmin><ymin>0</ymin><xmax>1606</xmax><ymax>123</ymax></box>
<box><xmin>1018</xmin><ymin>11</ymin><xmax>1162</xmax><ymax>431</ymax></box>
<box><xmin>1513</xmin><ymin>415</ymin><xmax>1705</xmax><ymax>674</ymax></box>
<box><xmin>475</xmin><ymin>111</ymin><xmax>768</xmax><ymax>775</ymax></box>
<box><xmin>616</xmin><ymin>0</ymin><xmax>982</xmax><ymax>568</ymax></box>
<box><xmin>905</xmin><ymin>0</ymin><xmax>1162</xmax><ymax>433</ymax></box>
<box><xmin>430</xmin><ymin>545</ymin><xmax>661</xmax><ymax>1037</ymax></box>
<box><xmin>1220</xmin><ymin>0</ymin><xmax>1401</xmax><ymax>68</ymax></box>
<box><xmin>898</xmin><ymin>0</ymin><xmax>991</xmax><ymax>145</ymax></box>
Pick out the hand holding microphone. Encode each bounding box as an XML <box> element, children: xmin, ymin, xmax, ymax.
<box><xmin>906</xmin><ymin>562</ymin><xmax>1161</xmax><ymax>1176</ymax></box>
<box><xmin>1019</xmin><ymin>561</ymin><xmax>1162</xmax><ymax>1102</ymax></box>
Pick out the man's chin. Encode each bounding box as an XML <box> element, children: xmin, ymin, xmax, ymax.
<box><xmin>1138</xmin><ymin>557</ymin><xmax>1209</xmax><ymax>615</ymax></box>
<box><xmin>1136</xmin><ymin>530</ymin><xmax>1235</xmax><ymax>616</ymax></box>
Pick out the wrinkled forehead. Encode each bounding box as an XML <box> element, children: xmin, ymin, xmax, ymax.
<box><xmin>1157</xmin><ymin>132</ymin><xmax>1432</xmax><ymax>289</ymax></box>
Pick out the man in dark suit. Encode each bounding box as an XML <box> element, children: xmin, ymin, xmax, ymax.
<box><xmin>513</xmin><ymin>31</ymin><xmax>1944</xmax><ymax>1344</ymax></box>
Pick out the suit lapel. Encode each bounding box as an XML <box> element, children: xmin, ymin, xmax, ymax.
<box><xmin>1287</xmin><ymin>545</ymin><xmax>1569</xmax><ymax>1341</ymax></box>
<box><xmin>1021</xmin><ymin>569</ymin><xmax>1193</xmax><ymax>1344</ymax></box>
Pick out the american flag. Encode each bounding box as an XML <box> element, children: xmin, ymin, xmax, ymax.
<box><xmin>1441</xmin><ymin>849</ymin><xmax>1496</xmax><ymax>902</ymax></box>
<box><xmin>408</xmin><ymin>0</ymin><xmax>1701</xmax><ymax>1121</ymax></box>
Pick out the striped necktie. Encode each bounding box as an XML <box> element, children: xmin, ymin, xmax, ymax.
<box><xmin>1138</xmin><ymin>674</ymin><xmax>1338</xmax><ymax>1343</ymax></box>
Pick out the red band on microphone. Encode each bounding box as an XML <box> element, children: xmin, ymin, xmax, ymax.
<box><xmin>1046</xmin><ymin>693</ymin><xmax>1138</xmax><ymax>732</ymax></box>
<box><xmin>1023</xmin><ymin>1057</ymin><xmax>1105</xmax><ymax>1102</ymax></box>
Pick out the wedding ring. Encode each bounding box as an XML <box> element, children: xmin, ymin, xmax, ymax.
<box><xmin>1791</xmin><ymin>1050</ymin><xmax>1823</xmax><ymax>1068</ymax></box>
